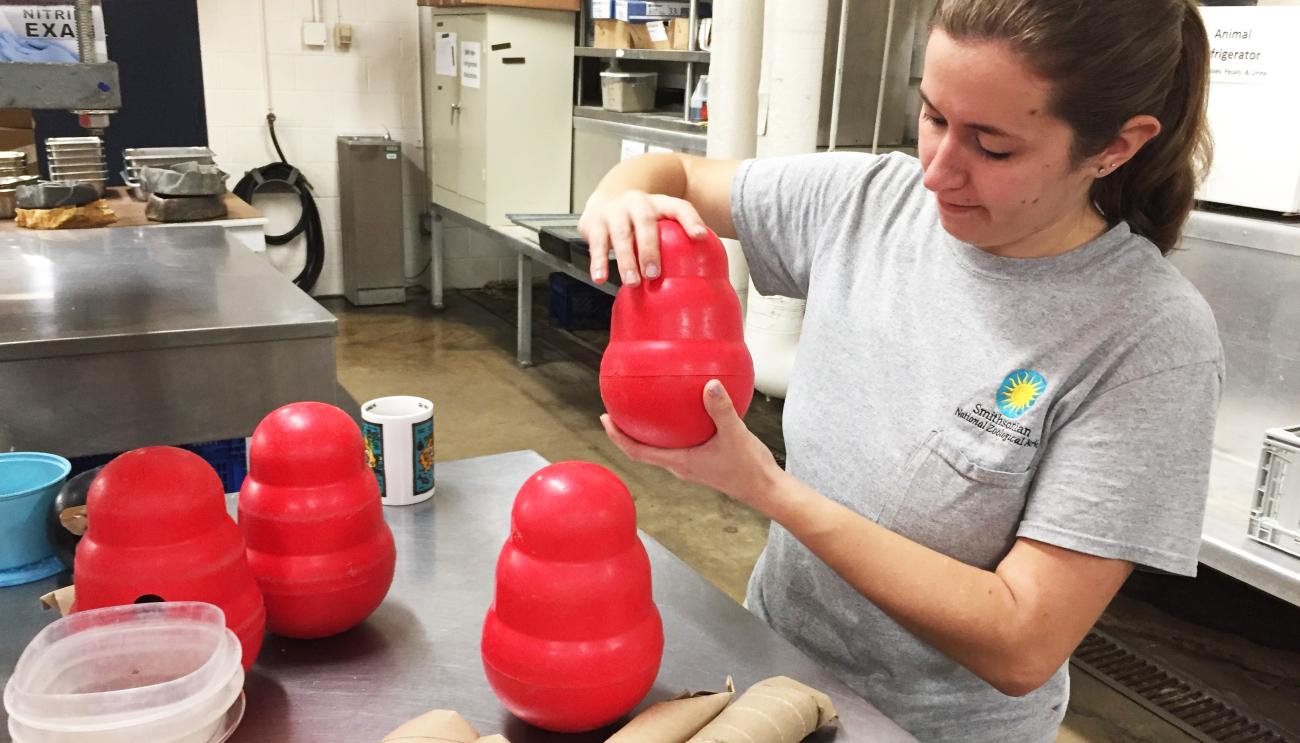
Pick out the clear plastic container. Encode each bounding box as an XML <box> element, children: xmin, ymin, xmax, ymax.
<box><xmin>4</xmin><ymin>602</ymin><xmax>245</xmax><ymax>743</ymax></box>
<box><xmin>600</xmin><ymin>71</ymin><xmax>658</xmax><ymax>113</ymax></box>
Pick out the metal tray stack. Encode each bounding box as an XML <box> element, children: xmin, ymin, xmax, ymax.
<box><xmin>122</xmin><ymin>147</ymin><xmax>217</xmax><ymax>200</ymax></box>
<box><xmin>0</xmin><ymin>175</ymin><xmax>40</xmax><ymax>219</ymax></box>
<box><xmin>45</xmin><ymin>137</ymin><xmax>107</xmax><ymax>195</ymax></box>
<box><xmin>0</xmin><ymin>151</ymin><xmax>27</xmax><ymax>178</ymax></box>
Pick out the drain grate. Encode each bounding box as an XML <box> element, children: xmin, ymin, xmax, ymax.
<box><xmin>1071</xmin><ymin>630</ymin><xmax>1297</xmax><ymax>743</ymax></box>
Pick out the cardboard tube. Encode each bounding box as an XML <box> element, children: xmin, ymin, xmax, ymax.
<box><xmin>378</xmin><ymin>709</ymin><xmax>509</xmax><ymax>743</ymax></box>
<box><xmin>686</xmin><ymin>677</ymin><xmax>838</xmax><ymax>743</ymax></box>
<box><xmin>605</xmin><ymin>688</ymin><xmax>735</xmax><ymax>742</ymax></box>
<box><xmin>38</xmin><ymin>585</ymin><xmax>76</xmax><ymax>616</ymax></box>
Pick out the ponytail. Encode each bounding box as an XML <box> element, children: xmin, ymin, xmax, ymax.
<box><xmin>1091</xmin><ymin>2</ymin><xmax>1212</xmax><ymax>255</ymax></box>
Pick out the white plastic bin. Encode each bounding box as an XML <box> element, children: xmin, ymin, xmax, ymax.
<box><xmin>4</xmin><ymin>602</ymin><xmax>245</xmax><ymax>743</ymax></box>
<box><xmin>601</xmin><ymin>71</ymin><xmax>658</xmax><ymax>113</ymax></box>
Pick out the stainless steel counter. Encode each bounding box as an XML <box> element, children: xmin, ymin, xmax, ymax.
<box><xmin>0</xmin><ymin>451</ymin><xmax>917</xmax><ymax>742</ymax></box>
<box><xmin>1174</xmin><ymin>210</ymin><xmax>1300</xmax><ymax>607</ymax></box>
<box><xmin>0</xmin><ymin>225</ymin><xmax>338</xmax><ymax>457</ymax></box>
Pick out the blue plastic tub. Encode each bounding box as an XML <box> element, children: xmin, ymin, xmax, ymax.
<box><xmin>0</xmin><ymin>452</ymin><xmax>71</xmax><ymax>586</ymax></box>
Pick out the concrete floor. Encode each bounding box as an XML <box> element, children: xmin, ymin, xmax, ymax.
<box><xmin>327</xmin><ymin>291</ymin><xmax>1300</xmax><ymax>743</ymax></box>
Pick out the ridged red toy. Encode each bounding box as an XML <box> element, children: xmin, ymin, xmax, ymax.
<box><xmin>600</xmin><ymin>219</ymin><xmax>754</xmax><ymax>448</ymax></box>
<box><xmin>72</xmin><ymin>447</ymin><xmax>266</xmax><ymax>671</ymax></box>
<box><xmin>239</xmin><ymin>402</ymin><xmax>396</xmax><ymax>639</ymax></box>
<box><xmin>481</xmin><ymin>461</ymin><xmax>663</xmax><ymax>732</ymax></box>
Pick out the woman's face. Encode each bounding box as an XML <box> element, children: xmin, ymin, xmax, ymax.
<box><xmin>918</xmin><ymin>29</ymin><xmax>1100</xmax><ymax>254</ymax></box>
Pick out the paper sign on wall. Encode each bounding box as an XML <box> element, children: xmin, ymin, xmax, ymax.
<box><xmin>435</xmin><ymin>32</ymin><xmax>457</xmax><ymax>77</ymax></box>
<box><xmin>647</xmin><ymin>145</ymin><xmax>672</xmax><ymax>154</ymax></box>
<box><xmin>1202</xmin><ymin>7</ymin><xmax>1300</xmax><ymax>87</ymax></box>
<box><xmin>461</xmin><ymin>41</ymin><xmax>482</xmax><ymax>88</ymax></box>
<box><xmin>620</xmin><ymin>139</ymin><xmax>647</xmax><ymax>161</ymax></box>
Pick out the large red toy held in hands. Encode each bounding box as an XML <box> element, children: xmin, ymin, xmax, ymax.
<box><xmin>239</xmin><ymin>402</ymin><xmax>396</xmax><ymax>639</ymax></box>
<box><xmin>72</xmin><ymin>447</ymin><xmax>267</xmax><ymax>671</ymax></box>
<box><xmin>481</xmin><ymin>462</ymin><xmax>663</xmax><ymax>732</ymax></box>
<box><xmin>600</xmin><ymin>219</ymin><xmax>754</xmax><ymax>448</ymax></box>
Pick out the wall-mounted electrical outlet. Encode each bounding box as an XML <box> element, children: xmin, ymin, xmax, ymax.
<box><xmin>303</xmin><ymin>21</ymin><xmax>328</xmax><ymax>48</ymax></box>
<box><xmin>335</xmin><ymin>23</ymin><xmax>354</xmax><ymax>50</ymax></box>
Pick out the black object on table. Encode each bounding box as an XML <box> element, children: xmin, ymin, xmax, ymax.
<box><xmin>1</xmin><ymin>450</ymin><xmax>917</xmax><ymax>743</ymax></box>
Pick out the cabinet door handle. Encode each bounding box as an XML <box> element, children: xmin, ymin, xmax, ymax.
<box><xmin>450</xmin><ymin>103</ymin><xmax>462</xmax><ymax>124</ymax></box>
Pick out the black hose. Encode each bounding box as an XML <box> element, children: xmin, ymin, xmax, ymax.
<box><xmin>233</xmin><ymin>113</ymin><xmax>324</xmax><ymax>293</ymax></box>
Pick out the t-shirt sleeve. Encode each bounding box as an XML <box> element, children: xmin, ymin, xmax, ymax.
<box><xmin>730</xmin><ymin>151</ymin><xmax>905</xmax><ymax>298</ymax></box>
<box><xmin>1017</xmin><ymin>359</ymin><xmax>1222</xmax><ymax>576</ymax></box>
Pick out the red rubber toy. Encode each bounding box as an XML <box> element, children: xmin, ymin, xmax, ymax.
<box><xmin>72</xmin><ymin>447</ymin><xmax>266</xmax><ymax>671</ymax></box>
<box><xmin>481</xmin><ymin>461</ymin><xmax>663</xmax><ymax>733</ymax></box>
<box><xmin>239</xmin><ymin>402</ymin><xmax>396</xmax><ymax>639</ymax></box>
<box><xmin>600</xmin><ymin>218</ymin><xmax>754</xmax><ymax>448</ymax></box>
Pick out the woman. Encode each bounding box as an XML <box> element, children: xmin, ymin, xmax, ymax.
<box><xmin>578</xmin><ymin>1</ymin><xmax>1223</xmax><ymax>740</ymax></box>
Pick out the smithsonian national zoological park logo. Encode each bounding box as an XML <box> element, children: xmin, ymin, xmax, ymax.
<box><xmin>953</xmin><ymin>369</ymin><xmax>1047</xmax><ymax>448</ymax></box>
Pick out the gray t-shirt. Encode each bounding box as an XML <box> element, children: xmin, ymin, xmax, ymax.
<box><xmin>731</xmin><ymin>152</ymin><xmax>1224</xmax><ymax>742</ymax></box>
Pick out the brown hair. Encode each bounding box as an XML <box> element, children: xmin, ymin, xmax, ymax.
<box><xmin>930</xmin><ymin>0</ymin><xmax>1213</xmax><ymax>255</ymax></box>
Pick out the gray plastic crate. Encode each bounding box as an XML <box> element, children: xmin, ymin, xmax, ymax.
<box><xmin>1248</xmin><ymin>425</ymin><xmax>1300</xmax><ymax>559</ymax></box>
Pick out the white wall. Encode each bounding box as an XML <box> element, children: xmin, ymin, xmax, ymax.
<box><xmin>196</xmin><ymin>0</ymin><xmax>430</xmax><ymax>297</ymax></box>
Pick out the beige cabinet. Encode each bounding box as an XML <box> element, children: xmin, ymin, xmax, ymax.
<box><xmin>421</xmin><ymin>6</ymin><xmax>574</xmax><ymax>225</ymax></box>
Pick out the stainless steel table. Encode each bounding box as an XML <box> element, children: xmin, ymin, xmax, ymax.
<box><xmin>0</xmin><ymin>225</ymin><xmax>338</xmax><ymax>457</ymax></box>
<box><xmin>0</xmin><ymin>451</ymin><xmax>916</xmax><ymax>743</ymax></box>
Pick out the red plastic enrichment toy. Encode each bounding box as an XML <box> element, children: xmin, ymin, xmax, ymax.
<box><xmin>600</xmin><ymin>219</ymin><xmax>754</xmax><ymax>448</ymax></box>
<box><xmin>481</xmin><ymin>462</ymin><xmax>663</xmax><ymax>732</ymax></box>
<box><xmin>72</xmin><ymin>447</ymin><xmax>266</xmax><ymax>671</ymax></box>
<box><xmin>239</xmin><ymin>402</ymin><xmax>396</xmax><ymax>639</ymax></box>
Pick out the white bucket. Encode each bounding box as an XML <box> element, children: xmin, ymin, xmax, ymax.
<box><xmin>4</xmin><ymin>602</ymin><xmax>245</xmax><ymax>743</ymax></box>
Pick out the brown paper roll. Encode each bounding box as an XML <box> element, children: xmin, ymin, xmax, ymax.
<box><xmin>38</xmin><ymin>585</ymin><xmax>76</xmax><ymax>616</ymax></box>
<box><xmin>686</xmin><ymin>677</ymin><xmax>838</xmax><ymax>743</ymax></box>
<box><xmin>605</xmin><ymin>688</ymin><xmax>735</xmax><ymax>742</ymax></box>
<box><xmin>378</xmin><ymin>709</ymin><xmax>505</xmax><ymax>743</ymax></box>
<box><xmin>15</xmin><ymin>200</ymin><xmax>117</xmax><ymax>229</ymax></box>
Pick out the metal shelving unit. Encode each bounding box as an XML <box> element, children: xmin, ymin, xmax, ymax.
<box><xmin>575</xmin><ymin>46</ymin><xmax>710</xmax><ymax>63</ymax></box>
<box><xmin>574</xmin><ymin>0</ymin><xmax>710</xmax><ymax>123</ymax></box>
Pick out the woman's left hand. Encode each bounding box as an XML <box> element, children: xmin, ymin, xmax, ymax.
<box><xmin>600</xmin><ymin>380</ymin><xmax>783</xmax><ymax>512</ymax></box>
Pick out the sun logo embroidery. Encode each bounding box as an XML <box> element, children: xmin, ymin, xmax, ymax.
<box><xmin>997</xmin><ymin>370</ymin><xmax>1047</xmax><ymax>419</ymax></box>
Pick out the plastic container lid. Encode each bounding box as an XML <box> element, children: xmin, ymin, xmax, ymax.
<box><xmin>4</xmin><ymin>602</ymin><xmax>245</xmax><ymax>743</ymax></box>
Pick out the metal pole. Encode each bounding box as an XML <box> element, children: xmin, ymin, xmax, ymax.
<box><xmin>516</xmin><ymin>254</ymin><xmax>533</xmax><ymax>367</ymax></box>
<box><xmin>685</xmin><ymin>62</ymin><xmax>694</xmax><ymax>120</ymax></box>
<box><xmin>827</xmin><ymin>0</ymin><xmax>851</xmax><ymax>152</ymax></box>
<box><xmin>688</xmin><ymin>0</ymin><xmax>699</xmax><ymax>51</ymax></box>
<box><xmin>75</xmin><ymin>0</ymin><xmax>95</xmax><ymax>63</ymax></box>
<box><xmin>871</xmin><ymin>0</ymin><xmax>898</xmax><ymax>154</ymax></box>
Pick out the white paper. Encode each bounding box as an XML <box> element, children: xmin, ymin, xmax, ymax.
<box><xmin>646</xmin><ymin>20</ymin><xmax>669</xmax><ymax>43</ymax></box>
<box><xmin>461</xmin><ymin>41</ymin><xmax>482</xmax><ymax>88</ymax></box>
<box><xmin>435</xmin><ymin>32</ymin><xmax>457</xmax><ymax>77</ymax></box>
<box><xmin>1202</xmin><ymin>7</ymin><xmax>1300</xmax><ymax>87</ymax></box>
<box><xmin>620</xmin><ymin>139</ymin><xmax>648</xmax><ymax>161</ymax></box>
<box><xmin>647</xmin><ymin>145</ymin><xmax>672</xmax><ymax>154</ymax></box>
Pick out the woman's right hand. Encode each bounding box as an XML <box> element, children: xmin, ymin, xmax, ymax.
<box><xmin>578</xmin><ymin>190</ymin><xmax>711</xmax><ymax>286</ymax></box>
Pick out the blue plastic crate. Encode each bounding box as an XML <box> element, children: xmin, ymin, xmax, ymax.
<box><xmin>548</xmin><ymin>272</ymin><xmax>613</xmax><ymax>331</ymax></box>
<box><xmin>68</xmin><ymin>437</ymin><xmax>249</xmax><ymax>494</ymax></box>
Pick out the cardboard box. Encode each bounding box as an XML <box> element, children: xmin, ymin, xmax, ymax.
<box><xmin>0</xmin><ymin>109</ymin><xmax>33</xmax><ymax>130</ymax></box>
<box><xmin>593</xmin><ymin>18</ymin><xmax>632</xmax><ymax>48</ymax></box>
<box><xmin>418</xmin><ymin>0</ymin><xmax>579</xmax><ymax>10</ymax></box>
<box><xmin>628</xmin><ymin>18</ymin><xmax>689</xmax><ymax>50</ymax></box>
<box><xmin>0</xmin><ymin>127</ymin><xmax>35</xmax><ymax>153</ymax></box>
<box><xmin>591</xmin><ymin>0</ymin><xmax>615</xmax><ymax>18</ymax></box>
